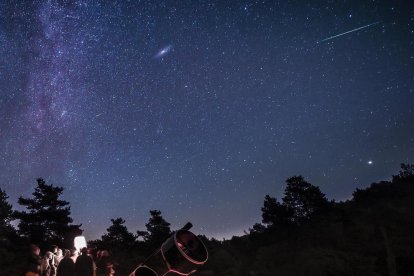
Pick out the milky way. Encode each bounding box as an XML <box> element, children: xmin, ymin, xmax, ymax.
<box><xmin>0</xmin><ymin>1</ymin><xmax>413</xmax><ymax>239</ymax></box>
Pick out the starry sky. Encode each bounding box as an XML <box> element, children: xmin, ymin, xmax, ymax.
<box><xmin>0</xmin><ymin>0</ymin><xmax>413</xmax><ymax>240</ymax></box>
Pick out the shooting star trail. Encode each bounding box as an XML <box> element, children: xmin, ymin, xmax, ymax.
<box><xmin>317</xmin><ymin>21</ymin><xmax>381</xmax><ymax>43</ymax></box>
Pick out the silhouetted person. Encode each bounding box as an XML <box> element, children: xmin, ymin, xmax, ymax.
<box><xmin>57</xmin><ymin>249</ymin><xmax>76</xmax><ymax>276</ymax></box>
<box><xmin>25</xmin><ymin>244</ymin><xmax>42</xmax><ymax>276</ymax></box>
<box><xmin>75</xmin><ymin>247</ymin><xmax>94</xmax><ymax>276</ymax></box>
<box><xmin>96</xmin><ymin>250</ymin><xmax>114</xmax><ymax>276</ymax></box>
<box><xmin>51</xmin><ymin>245</ymin><xmax>58</xmax><ymax>256</ymax></box>
<box><xmin>41</xmin><ymin>251</ymin><xmax>57</xmax><ymax>276</ymax></box>
<box><xmin>55</xmin><ymin>248</ymin><xmax>63</xmax><ymax>266</ymax></box>
<box><xmin>70</xmin><ymin>248</ymin><xmax>79</xmax><ymax>264</ymax></box>
<box><xmin>63</xmin><ymin>249</ymin><xmax>70</xmax><ymax>258</ymax></box>
<box><xmin>86</xmin><ymin>248</ymin><xmax>97</xmax><ymax>276</ymax></box>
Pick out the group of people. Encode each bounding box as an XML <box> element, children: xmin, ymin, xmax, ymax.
<box><xmin>26</xmin><ymin>244</ymin><xmax>115</xmax><ymax>276</ymax></box>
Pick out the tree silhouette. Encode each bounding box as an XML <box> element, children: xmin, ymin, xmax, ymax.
<box><xmin>282</xmin><ymin>176</ymin><xmax>329</xmax><ymax>223</ymax></box>
<box><xmin>14</xmin><ymin>178</ymin><xmax>81</xmax><ymax>249</ymax></box>
<box><xmin>393</xmin><ymin>163</ymin><xmax>414</xmax><ymax>182</ymax></box>
<box><xmin>0</xmin><ymin>188</ymin><xmax>13</xmax><ymax>234</ymax></box>
<box><xmin>261</xmin><ymin>195</ymin><xmax>292</xmax><ymax>227</ymax></box>
<box><xmin>0</xmin><ymin>189</ymin><xmax>24</xmax><ymax>276</ymax></box>
<box><xmin>101</xmin><ymin>217</ymin><xmax>136</xmax><ymax>248</ymax></box>
<box><xmin>140</xmin><ymin>210</ymin><xmax>171</xmax><ymax>249</ymax></box>
<box><xmin>249</xmin><ymin>223</ymin><xmax>266</xmax><ymax>234</ymax></box>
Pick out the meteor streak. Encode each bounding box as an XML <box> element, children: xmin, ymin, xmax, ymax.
<box><xmin>317</xmin><ymin>21</ymin><xmax>381</xmax><ymax>43</ymax></box>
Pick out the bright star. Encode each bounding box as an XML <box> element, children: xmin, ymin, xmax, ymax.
<box><xmin>368</xmin><ymin>160</ymin><xmax>373</xmax><ymax>165</ymax></box>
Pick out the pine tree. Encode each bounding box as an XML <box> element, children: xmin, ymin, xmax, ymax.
<box><xmin>0</xmin><ymin>189</ymin><xmax>21</xmax><ymax>276</ymax></box>
<box><xmin>140</xmin><ymin>210</ymin><xmax>171</xmax><ymax>248</ymax></box>
<box><xmin>393</xmin><ymin>163</ymin><xmax>414</xmax><ymax>182</ymax></box>
<box><xmin>261</xmin><ymin>195</ymin><xmax>292</xmax><ymax>227</ymax></box>
<box><xmin>101</xmin><ymin>217</ymin><xmax>136</xmax><ymax>248</ymax></box>
<box><xmin>249</xmin><ymin>223</ymin><xmax>266</xmax><ymax>234</ymax></box>
<box><xmin>282</xmin><ymin>176</ymin><xmax>328</xmax><ymax>223</ymax></box>
<box><xmin>14</xmin><ymin>178</ymin><xmax>81</xmax><ymax>248</ymax></box>
<box><xmin>0</xmin><ymin>188</ymin><xmax>13</xmax><ymax>233</ymax></box>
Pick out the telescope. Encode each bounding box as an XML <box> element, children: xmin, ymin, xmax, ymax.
<box><xmin>130</xmin><ymin>222</ymin><xmax>208</xmax><ymax>276</ymax></box>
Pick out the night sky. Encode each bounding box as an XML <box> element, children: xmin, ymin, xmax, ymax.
<box><xmin>1</xmin><ymin>0</ymin><xmax>413</xmax><ymax>240</ymax></box>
